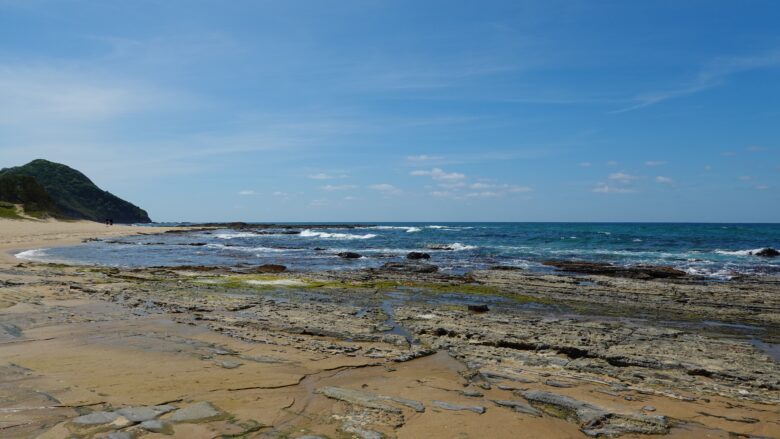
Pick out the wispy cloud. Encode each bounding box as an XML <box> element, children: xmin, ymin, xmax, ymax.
<box><xmin>655</xmin><ymin>176</ymin><xmax>673</xmax><ymax>183</ymax></box>
<box><xmin>614</xmin><ymin>50</ymin><xmax>780</xmax><ymax>113</ymax></box>
<box><xmin>608</xmin><ymin>172</ymin><xmax>638</xmax><ymax>183</ymax></box>
<box><xmin>410</xmin><ymin>168</ymin><xmax>466</xmax><ymax>181</ymax></box>
<box><xmin>321</xmin><ymin>184</ymin><xmax>356</xmax><ymax>191</ymax></box>
<box><xmin>579</xmin><ymin>162</ymin><xmax>592</xmax><ymax>167</ymax></box>
<box><xmin>645</xmin><ymin>161</ymin><xmax>666</xmax><ymax>167</ymax></box>
<box><xmin>593</xmin><ymin>183</ymin><xmax>634</xmax><ymax>194</ymax></box>
<box><xmin>238</xmin><ymin>189</ymin><xmax>255</xmax><ymax>195</ymax></box>
<box><xmin>368</xmin><ymin>183</ymin><xmax>401</xmax><ymax>195</ymax></box>
<box><xmin>308</xmin><ymin>172</ymin><xmax>348</xmax><ymax>180</ymax></box>
<box><xmin>406</xmin><ymin>154</ymin><xmax>443</xmax><ymax>162</ymax></box>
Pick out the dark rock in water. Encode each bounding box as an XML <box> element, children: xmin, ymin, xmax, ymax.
<box><xmin>253</xmin><ymin>264</ymin><xmax>287</xmax><ymax>273</ymax></box>
<box><xmin>381</xmin><ymin>262</ymin><xmax>438</xmax><ymax>273</ymax></box>
<box><xmin>313</xmin><ymin>247</ymin><xmax>327</xmax><ymax>251</ymax></box>
<box><xmin>338</xmin><ymin>252</ymin><xmax>362</xmax><ymax>259</ymax></box>
<box><xmin>468</xmin><ymin>304</ymin><xmax>489</xmax><ymax>313</ymax></box>
<box><xmin>542</xmin><ymin>260</ymin><xmax>686</xmax><ymax>279</ymax></box>
<box><xmin>754</xmin><ymin>248</ymin><xmax>780</xmax><ymax>258</ymax></box>
<box><xmin>407</xmin><ymin>252</ymin><xmax>431</xmax><ymax>260</ymax></box>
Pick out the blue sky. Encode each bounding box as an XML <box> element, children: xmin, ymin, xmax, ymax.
<box><xmin>0</xmin><ymin>0</ymin><xmax>778</xmax><ymax>222</ymax></box>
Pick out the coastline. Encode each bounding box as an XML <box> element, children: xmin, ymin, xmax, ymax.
<box><xmin>1</xmin><ymin>219</ymin><xmax>778</xmax><ymax>438</ymax></box>
<box><xmin>0</xmin><ymin>218</ymin><xmax>181</xmax><ymax>264</ymax></box>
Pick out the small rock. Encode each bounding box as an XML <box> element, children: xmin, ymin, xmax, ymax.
<box><xmin>406</xmin><ymin>252</ymin><xmax>431</xmax><ymax>260</ymax></box>
<box><xmin>431</xmin><ymin>400</ymin><xmax>486</xmax><ymax>414</ymax></box>
<box><xmin>72</xmin><ymin>411</ymin><xmax>119</xmax><ymax>426</ymax></box>
<box><xmin>106</xmin><ymin>433</ymin><xmax>133</xmax><ymax>439</ymax></box>
<box><xmin>492</xmin><ymin>399</ymin><xmax>542</xmax><ymax>416</ymax></box>
<box><xmin>337</xmin><ymin>252</ymin><xmax>362</xmax><ymax>259</ymax></box>
<box><xmin>544</xmin><ymin>379</ymin><xmax>575</xmax><ymax>388</ymax></box>
<box><xmin>467</xmin><ymin>304</ymin><xmax>489</xmax><ymax>313</ymax></box>
<box><xmin>116</xmin><ymin>405</ymin><xmax>176</xmax><ymax>422</ymax></box>
<box><xmin>462</xmin><ymin>390</ymin><xmax>484</xmax><ymax>398</ymax></box>
<box><xmin>139</xmin><ymin>419</ymin><xmax>172</xmax><ymax>434</ymax></box>
<box><xmin>215</xmin><ymin>360</ymin><xmax>242</xmax><ymax>369</ymax></box>
<box><xmin>754</xmin><ymin>248</ymin><xmax>780</xmax><ymax>257</ymax></box>
<box><xmin>643</xmin><ymin>405</ymin><xmax>656</xmax><ymax>412</ymax></box>
<box><xmin>169</xmin><ymin>401</ymin><xmax>224</xmax><ymax>423</ymax></box>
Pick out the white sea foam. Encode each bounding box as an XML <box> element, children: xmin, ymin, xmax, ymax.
<box><xmin>714</xmin><ymin>248</ymin><xmax>767</xmax><ymax>256</ymax></box>
<box><xmin>215</xmin><ymin>232</ymin><xmax>256</xmax><ymax>239</ymax></box>
<box><xmin>300</xmin><ymin>229</ymin><xmax>377</xmax><ymax>240</ymax></box>
<box><xmin>426</xmin><ymin>242</ymin><xmax>478</xmax><ymax>251</ymax></box>
<box><xmin>15</xmin><ymin>248</ymin><xmax>49</xmax><ymax>262</ymax></box>
<box><xmin>370</xmin><ymin>225</ymin><xmax>422</xmax><ymax>233</ymax></box>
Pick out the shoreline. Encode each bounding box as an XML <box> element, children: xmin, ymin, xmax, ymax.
<box><xmin>1</xmin><ymin>219</ymin><xmax>778</xmax><ymax>438</ymax></box>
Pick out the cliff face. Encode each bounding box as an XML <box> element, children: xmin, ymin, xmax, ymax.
<box><xmin>0</xmin><ymin>159</ymin><xmax>151</xmax><ymax>223</ymax></box>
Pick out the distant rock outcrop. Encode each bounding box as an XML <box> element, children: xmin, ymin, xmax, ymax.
<box><xmin>754</xmin><ymin>248</ymin><xmax>779</xmax><ymax>258</ymax></box>
<box><xmin>0</xmin><ymin>159</ymin><xmax>151</xmax><ymax>223</ymax></box>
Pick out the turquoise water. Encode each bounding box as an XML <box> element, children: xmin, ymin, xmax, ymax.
<box><xmin>17</xmin><ymin>223</ymin><xmax>780</xmax><ymax>279</ymax></box>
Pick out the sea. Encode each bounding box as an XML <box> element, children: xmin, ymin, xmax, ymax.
<box><xmin>16</xmin><ymin>223</ymin><xmax>780</xmax><ymax>280</ymax></box>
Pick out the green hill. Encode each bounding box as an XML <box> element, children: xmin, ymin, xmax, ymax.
<box><xmin>0</xmin><ymin>174</ymin><xmax>61</xmax><ymax>219</ymax></box>
<box><xmin>0</xmin><ymin>159</ymin><xmax>151</xmax><ymax>223</ymax></box>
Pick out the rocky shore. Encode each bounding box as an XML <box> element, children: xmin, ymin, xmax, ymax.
<box><xmin>1</xmin><ymin>249</ymin><xmax>778</xmax><ymax>438</ymax></box>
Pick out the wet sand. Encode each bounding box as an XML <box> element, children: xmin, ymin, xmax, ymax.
<box><xmin>0</xmin><ymin>219</ymin><xmax>778</xmax><ymax>438</ymax></box>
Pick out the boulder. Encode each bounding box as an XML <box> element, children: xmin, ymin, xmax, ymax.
<box><xmin>253</xmin><ymin>264</ymin><xmax>287</xmax><ymax>273</ymax></box>
<box><xmin>406</xmin><ymin>252</ymin><xmax>431</xmax><ymax>260</ymax></box>
<box><xmin>381</xmin><ymin>262</ymin><xmax>438</xmax><ymax>273</ymax></box>
<box><xmin>337</xmin><ymin>252</ymin><xmax>362</xmax><ymax>259</ymax></box>
<box><xmin>468</xmin><ymin>304</ymin><xmax>489</xmax><ymax>313</ymax></box>
<box><xmin>754</xmin><ymin>248</ymin><xmax>780</xmax><ymax>258</ymax></box>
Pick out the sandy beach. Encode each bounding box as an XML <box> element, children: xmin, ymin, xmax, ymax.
<box><xmin>0</xmin><ymin>219</ymin><xmax>778</xmax><ymax>438</ymax></box>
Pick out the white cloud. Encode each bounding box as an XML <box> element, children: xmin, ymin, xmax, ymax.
<box><xmin>410</xmin><ymin>167</ymin><xmax>466</xmax><ymax>181</ymax></box>
<box><xmin>308</xmin><ymin>172</ymin><xmax>347</xmax><ymax>180</ymax></box>
<box><xmin>755</xmin><ymin>185</ymin><xmax>770</xmax><ymax>190</ymax></box>
<box><xmin>593</xmin><ymin>183</ymin><xmax>634</xmax><ymax>194</ymax></box>
<box><xmin>465</xmin><ymin>191</ymin><xmax>500</xmax><ymax>198</ymax></box>
<box><xmin>739</xmin><ymin>175</ymin><xmax>753</xmax><ymax>181</ymax></box>
<box><xmin>431</xmin><ymin>191</ymin><xmax>455</xmax><ymax>198</ymax></box>
<box><xmin>238</xmin><ymin>189</ymin><xmax>255</xmax><ymax>195</ymax></box>
<box><xmin>704</xmin><ymin>165</ymin><xmax>713</xmax><ymax>171</ymax></box>
<box><xmin>655</xmin><ymin>176</ymin><xmax>673</xmax><ymax>183</ymax></box>
<box><xmin>645</xmin><ymin>161</ymin><xmax>666</xmax><ymax>167</ymax></box>
<box><xmin>746</xmin><ymin>145</ymin><xmax>767</xmax><ymax>152</ymax></box>
<box><xmin>608</xmin><ymin>172</ymin><xmax>638</xmax><ymax>183</ymax></box>
<box><xmin>406</xmin><ymin>154</ymin><xmax>443</xmax><ymax>162</ymax></box>
<box><xmin>508</xmin><ymin>185</ymin><xmax>533</xmax><ymax>193</ymax></box>
<box><xmin>309</xmin><ymin>198</ymin><xmax>328</xmax><ymax>207</ymax></box>
<box><xmin>321</xmin><ymin>184</ymin><xmax>356</xmax><ymax>191</ymax></box>
<box><xmin>606</xmin><ymin>161</ymin><xmax>619</xmax><ymax>166</ymax></box>
<box><xmin>368</xmin><ymin>183</ymin><xmax>401</xmax><ymax>195</ymax></box>
<box><xmin>470</xmin><ymin>182</ymin><xmax>493</xmax><ymax>189</ymax></box>
<box><xmin>579</xmin><ymin>162</ymin><xmax>592</xmax><ymax>167</ymax></box>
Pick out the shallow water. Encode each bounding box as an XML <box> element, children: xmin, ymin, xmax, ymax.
<box><xmin>17</xmin><ymin>222</ymin><xmax>780</xmax><ymax>279</ymax></box>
